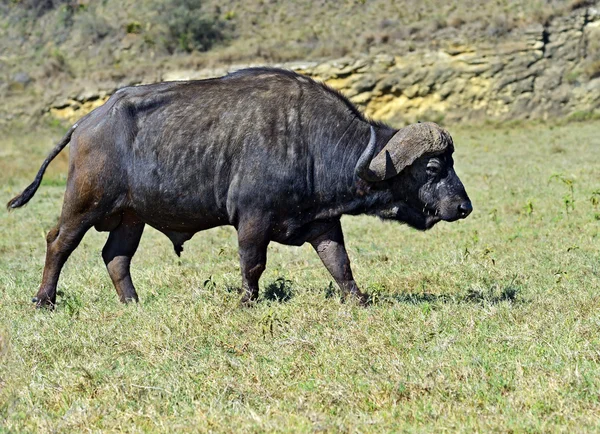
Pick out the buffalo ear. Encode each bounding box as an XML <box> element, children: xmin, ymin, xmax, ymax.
<box><xmin>363</xmin><ymin>122</ymin><xmax>453</xmax><ymax>182</ymax></box>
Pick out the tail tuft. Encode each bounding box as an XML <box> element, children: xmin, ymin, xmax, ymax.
<box><xmin>7</xmin><ymin>179</ymin><xmax>42</xmax><ymax>211</ymax></box>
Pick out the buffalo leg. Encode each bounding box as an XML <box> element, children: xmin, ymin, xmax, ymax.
<box><xmin>102</xmin><ymin>215</ymin><xmax>145</xmax><ymax>303</ymax></box>
<box><xmin>33</xmin><ymin>220</ymin><xmax>92</xmax><ymax>308</ymax></box>
<box><xmin>309</xmin><ymin>222</ymin><xmax>367</xmax><ymax>304</ymax></box>
<box><xmin>237</xmin><ymin>222</ymin><xmax>269</xmax><ymax>304</ymax></box>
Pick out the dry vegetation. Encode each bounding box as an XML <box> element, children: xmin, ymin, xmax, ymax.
<box><xmin>2</xmin><ymin>0</ymin><xmax>598</xmax><ymax>124</ymax></box>
<box><xmin>0</xmin><ymin>0</ymin><xmax>586</xmax><ymax>85</ymax></box>
<box><xmin>0</xmin><ymin>119</ymin><xmax>599</xmax><ymax>431</ymax></box>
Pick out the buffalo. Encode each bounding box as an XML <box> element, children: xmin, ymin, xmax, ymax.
<box><xmin>8</xmin><ymin>68</ymin><xmax>472</xmax><ymax>307</ymax></box>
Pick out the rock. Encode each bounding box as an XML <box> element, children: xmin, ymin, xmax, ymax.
<box><xmin>513</xmin><ymin>77</ymin><xmax>535</xmax><ymax>94</ymax></box>
<box><xmin>351</xmin><ymin>74</ymin><xmax>378</xmax><ymax>93</ymax></box>
<box><xmin>12</xmin><ymin>72</ymin><xmax>31</xmax><ymax>85</ymax></box>
<box><xmin>375</xmin><ymin>75</ymin><xmax>402</xmax><ymax>94</ymax></box>
<box><xmin>373</xmin><ymin>54</ymin><xmax>395</xmax><ymax>68</ymax></box>
<box><xmin>534</xmin><ymin>67</ymin><xmax>564</xmax><ymax>91</ymax></box>
<box><xmin>403</xmin><ymin>84</ymin><xmax>420</xmax><ymax>99</ymax></box>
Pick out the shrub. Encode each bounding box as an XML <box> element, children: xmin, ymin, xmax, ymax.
<box><xmin>126</xmin><ymin>21</ymin><xmax>142</xmax><ymax>34</ymax></box>
<box><xmin>8</xmin><ymin>0</ymin><xmax>81</xmax><ymax>17</ymax></box>
<box><xmin>73</xmin><ymin>10</ymin><xmax>112</xmax><ymax>43</ymax></box>
<box><xmin>567</xmin><ymin>110</ymin><xmax>600</xmax><ymax>122</ymax></box>
<box><xmin>160</xmin><ymin>0</ymin><xmax>227</xmax><ymax>53</ymax></box>
<box><xmin>569</xmin><ymin>0</ymin><xmax>596</xmax><ymax>11</ymax></box>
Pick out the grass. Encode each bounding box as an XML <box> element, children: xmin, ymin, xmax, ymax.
<box><xmin>1</xmin><ymin>119</ymin><xmax>600</xmax><ymax>431</ymax></box>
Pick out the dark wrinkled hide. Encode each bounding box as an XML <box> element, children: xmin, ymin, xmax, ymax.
<box><xmin>7</xmin><ymin>68</ymin><xmax>472</xmax><ymax>307</ymax></box>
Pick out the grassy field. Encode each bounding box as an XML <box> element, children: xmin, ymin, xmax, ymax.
<box><xmin>0</xmin><ymin>119</ymin><xmax>599</xmax><ymax>431</ymax></box>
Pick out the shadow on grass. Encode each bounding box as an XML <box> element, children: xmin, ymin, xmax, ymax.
<box><xmin>263</xmin><ymin>277</ymin><xmax>295</xmax><ymax>303</ymax></box>
<box><xmin>372</xmin><ymin>284</ymin><xmax>524</xmax><ymax>306</ymax></box>
<box><xmin>232</xmin><ymin>280</ymin><xmax>523</xmax><ymax>306</ymax></box>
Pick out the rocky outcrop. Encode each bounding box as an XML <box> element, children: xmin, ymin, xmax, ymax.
<box><xmin>48</xmin><ymin>6</ymin><xmax>600</xmax><ymax>125</ymax></box>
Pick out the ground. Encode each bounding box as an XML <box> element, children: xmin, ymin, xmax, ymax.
<box><xmin>0</xmin><ymin>119</ymin><xmax>599</xmax><ymax>431</ymax></box>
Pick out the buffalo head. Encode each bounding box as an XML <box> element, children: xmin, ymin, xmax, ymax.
<box><xmin>356</xmin><ymin>122</ymin><xmax>472</xmax><ymax>230</ymax></box>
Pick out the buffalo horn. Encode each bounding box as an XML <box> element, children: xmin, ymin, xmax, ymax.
<box><xmin>356</xmin><ymin>122</ymin><xmax>453</xmax><ymax>182</ymax></box>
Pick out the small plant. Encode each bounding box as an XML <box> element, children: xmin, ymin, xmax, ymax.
<box><xmin>482</xmin><ymin>246</ymin><xmax>496</xmax><ymax>266</ymax></box>
<box><xmin>462</xmin><ymin>246</ymin><xmax>470</xmax><ymax>261</ymax></box>
<box><xmin>126</xmin><ymin>21</ymin><xmax>142</xmax><ymax>34</ymax></box>
<box><xmin>57</xmin><ymin>290</ymin><xmax>82</xmax><ymax>318</ymax></box>
<box><xmin>590</xmin><ymin>190</ymin><xmax>600</xmax><ymax>208</ymax></box>
<box><xmin>550</xmin><ymin>174</ymin><xmax>576</xmax><ymax>214</ymax></box>
<box><xmin>324</xmin><ymin>281</ymin><xmax>337</xmax><ymax>298</ymax></box>
<box><xmin>554</xmin><ymin>269</ymin><xmax>568</xmax><ymax>283</ymax></box>
<box><xmin>591</xmin><ymin>191</ymin><xmax>600</xmax><ymax>220</ymax></box>
<box><xmin>368</xmin><ymin>283</ymin><xmax>387</xmax><ymax>305</ymax></box>
<box><xmin>523</xmin><ymin>200</ymin><xmax>534</xmax><ymax>217</ymax></box>
<box><xmin>489</xmin><ymin>208</ymin><xmax>499</xmax><ymax>223</ymax></box>
<box><xmin>258</xmin><ymin>309</ymin><xmax>288</xmax><ymax>339</ymax></box>
<box><xmin>564</xmin><ymin>70</ymin><xmax>581</xmax><ymax>84</ymax></box>
<box><xmin>203</xmin><ymin>275</ymin><xmax>217</xmax><ymax>292</ymax></box>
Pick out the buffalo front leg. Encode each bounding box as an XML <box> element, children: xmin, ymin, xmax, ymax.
<box><xmin>237</xmin><ymin>221</ymin><xmax>269</xmax><ymax>304</ymax></box>
<box><xmin>102</xmin><ymin>214</ymin><xmax>145</xmax><ymax>303</ymax></box>
<box><xmin>309</xmin><ymin>222</ymin><xmax>367</xmax><ymax>304</ymax></box>
<box><xmin>33</xmin><ymin>221</ymin><xmax>92</xmax><ymax>308</ymax></box>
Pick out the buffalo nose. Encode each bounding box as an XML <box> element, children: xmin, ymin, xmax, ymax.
<box><xmin>458</xmin><ymin>201</ymin><xmax>472</xmax><ymax>218</ymax></box>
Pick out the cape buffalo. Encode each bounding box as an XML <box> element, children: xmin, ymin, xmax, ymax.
<box><xmin>8</xmin><ymin>68</ymin><xmax>472</xmax><ymax>307</ymax></box>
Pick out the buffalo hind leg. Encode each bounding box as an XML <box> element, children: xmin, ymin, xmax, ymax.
<box><xmin>309</xmin><ymin>221</ymin><xmax>368</xmax><ymax>305</ymax></box>
<box><xmin>237</xmin><ymin>220</ymin><xmax>269</xmax><ymax>304</ymax></box>
<box><xmin>33</xmin><ymin>220</ymin><xmax>92</xmax><ymax>308</ymax></box>
<box><xmin>102</xmin><ymin>214</ymin><xmax>145</xmax><ymax>303</ymax></box>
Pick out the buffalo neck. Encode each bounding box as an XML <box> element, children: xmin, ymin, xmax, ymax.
<box><xmin>309</xmin><ymin>119</ymin><xmax>398</xmax><ymax>220</ymax></box>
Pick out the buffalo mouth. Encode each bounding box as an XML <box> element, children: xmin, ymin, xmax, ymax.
<box><xmin>436</xmin><ymin>201</ymin><xmax>473</xmax><ymax>223</ymax></box>
<box><xmin>422</xmin><ymin>206</ymin><xmax>442</xmax><ymax>229</ymax></box>
<box><xmin>397</xmin><ymin>203</ymin><xmax>441</xmax><ymax>231</ymax></box>
<box><xmin>441</xmin><ymin>214</ymin><xmax>461</xmax><ymax>223</ymax></box>
<box><xmin>375</xmin><ymin>202</ymin><xmax>442</xmax><ymax>230</ymax></box>
<box><xmin>380</xmin><ymin>200</ymin><xmax>469</xmax><ymax>230</ymax></box>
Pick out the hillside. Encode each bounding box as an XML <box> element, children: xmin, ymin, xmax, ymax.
<box><xmin>1</xmin><ymin>0</ymin><xmax>599</xmax><ymax>124</ymax></box>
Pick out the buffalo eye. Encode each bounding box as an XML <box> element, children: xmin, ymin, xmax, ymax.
<box><xmin>426</xmin><ymin>159</ymin><xmax>442</xmax><ymax>177</ymax></box>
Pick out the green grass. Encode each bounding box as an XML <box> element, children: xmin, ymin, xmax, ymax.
<box><xmin>1</xmin><ymin>120</ymin><xmax>600</xmax><ymax>431</ymax></box>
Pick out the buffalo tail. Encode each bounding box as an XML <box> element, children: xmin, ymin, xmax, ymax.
<box><xmin>6</xmin><ymin>122</ymin><xmax>79</xmax><ymax>211</ymax></box>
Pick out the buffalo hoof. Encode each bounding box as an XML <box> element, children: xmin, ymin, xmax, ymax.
<box><xmin>31</xmin><ymin>295</ymin><xmax>55</xmax><ymax>309</ymax></box>
<box><xmin>239</xmin><ymin>292</ymin><xmax>259</xmax><ymax>307</ymax></box>
<box><xmin>346</xmin><ymin>292</ymin><xmax>369</xmax><ymax>307</ymax></box>
<box><xmin>121</xmin><ymin>296</ymin><xmax>139</xmax><ymax>304</ymax></box>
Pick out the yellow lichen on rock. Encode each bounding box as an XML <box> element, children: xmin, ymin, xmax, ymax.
<box><xmin>49</xmin><ymin>97</ymin><xmax>110</xmax><ymax>124</ymax></box>
<box><xmin>366</xmin><ymin>93</ymin><xmax>448</xmax><ymax>124</ymax></box>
